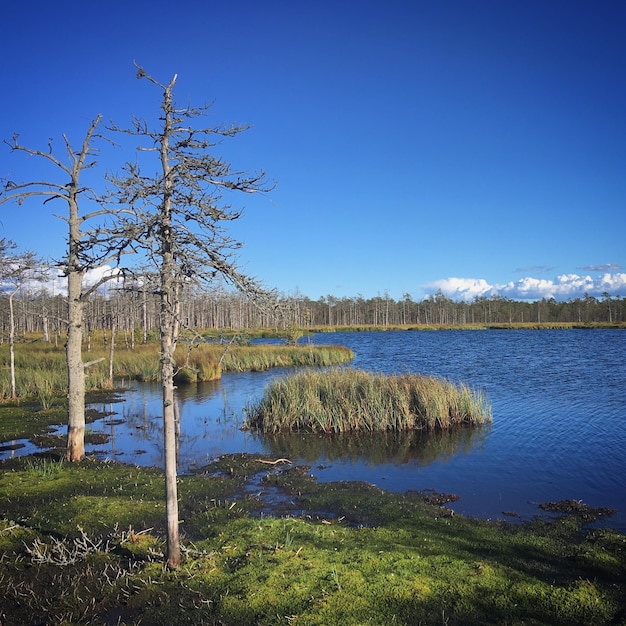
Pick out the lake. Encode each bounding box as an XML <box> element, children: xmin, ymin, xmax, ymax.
<box><xmin>4</xmin><ymin>329</ymin><xmax>626</xmax><ymax>530</ymax></box>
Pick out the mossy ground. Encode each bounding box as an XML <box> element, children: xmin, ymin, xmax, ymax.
<box><xmin>1</xmin><ymin>453</ymin><xmax>624</xmax><ymax>625</ymax></box>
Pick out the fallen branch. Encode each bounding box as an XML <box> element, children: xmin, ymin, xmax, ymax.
<box><xmin>255</xmin><ymin>458</ymin><xmax>291</xmax><ymax>465</ymax></box>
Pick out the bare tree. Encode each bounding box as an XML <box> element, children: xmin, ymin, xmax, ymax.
<box><xmin>107</xmin><ymin>64</ymin><xmax>274</xmax><ymax>568</ymax></box>
<box><xmin>0</xmin><ymin>239</ymin><xmax>46</xmax><ymax>398</ymax></box>
<box><xmin>0</xmin><ymin>117</ymin><xmax>135</xmax><ymax>460</ymax></box>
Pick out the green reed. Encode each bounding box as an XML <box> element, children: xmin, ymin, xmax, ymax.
<box><xmin>220</xmin><ymin>344</ymin><xmax>354</xmax><ymax>372</ymax></box>
<box><xmin>246</xmin><ymin>369</ymin><xmax>492</xmax><ymax>433</ymax></box>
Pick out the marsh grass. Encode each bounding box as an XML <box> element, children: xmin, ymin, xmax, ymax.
<box><xmin>246</xmin><ymin>369</ymin><xmax>492</xmax><ymax>433</ymax></box>
<box><xmin>23</xmin><ymin>455</ymin><xmax>65</xmax><ymax>477</ymax></box>
<box><xmin>220</xmin><ymin>344</ymin><xmax>354</xmax><ymax>372</ymax></box>
<box><xmin>0</xmin><ymin>340</ymin><xmax>354</xmax><ymax>403</ymax></box>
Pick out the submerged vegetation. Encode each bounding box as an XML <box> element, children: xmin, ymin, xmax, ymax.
<box><xmin>0</xmin><ymin>453</ymin><xmax>624</xmax><ymax>625</ymax></box>
<box><xmin>246</xmin><ymin>369</ymin><xmax>492</xmax><ymax>433</ymax></box>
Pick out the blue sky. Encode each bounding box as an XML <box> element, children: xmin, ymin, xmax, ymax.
<box><xmin>1</xmin><ymin>0</ymin><xmax>625</xmax><ymax>302</ymax></box>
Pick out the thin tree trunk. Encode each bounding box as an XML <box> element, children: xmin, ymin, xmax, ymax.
<box><xmin>42</xmin><ymin>308</ymin><xmax>49</xmax><ymax>342</ymax></box>
<box><xmin>161</xmin><ymin>281</ymin><xmax>180</xmax><ymax>568</ymax></box>
<box><xmin>108</xmin><ymin>317</ymin><xmax>115</xmax><ymax>387</ymax></box>
<box><xmin>160</xmin><ymin>81</ymin><xmax>181</xmax><ymax>568</ymax></box>
<box><xmin>9</xmin><ymin>291</ymin><xmax>17</xmax><ymax>400</ymax></box>
<box><xmin>66</xmin><ymin>269</ymin><xmax>86</xmax><ymax>461</ymax></box>
<box><xmin>142</xmin><ymin>278</ymin><xmax>148</xmax><ymax>344</ymax></box>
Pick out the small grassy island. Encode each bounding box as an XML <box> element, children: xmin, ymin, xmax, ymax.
<box><xmin>245</xmin><ymin>369</ymin><xmax>492</xmax><ymax>433</ymax></box>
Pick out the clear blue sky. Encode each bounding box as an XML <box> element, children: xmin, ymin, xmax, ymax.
<box><xmin>1</xmin><ymin>0</ymin><xmax>625</xmax><ymax>302</ymax></box>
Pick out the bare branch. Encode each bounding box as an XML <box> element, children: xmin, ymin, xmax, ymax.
<box><xmin>3</xmin><ymin>136</ymin><xmax>70</xmax><ymax>174</ymax></box>
<box><xmin>84</xmin><ymin>357</ymin><xmax>105</xmax><ymax>369</ymax></box>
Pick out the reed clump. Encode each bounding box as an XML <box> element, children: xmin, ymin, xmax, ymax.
<box><xmin>246</xmin><ymin>369</ymin><xmax>492</xmax><ymax>433</ymax></box>
<box><xmin>220</xmin><ymin>344</ymin><xmax>354</xmax><ymax>372</ymax></box>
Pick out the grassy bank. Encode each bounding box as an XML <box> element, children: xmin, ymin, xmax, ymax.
<box><xmin>0</xmin><ymin>453</ymin><xmax>624</xmax><ymax>625</ymax></box>
<box><xmin>246</xmin><ymin>369</ymin><xmax>492</xmax><ymax>433</ymax></box>
<box><xmin>0</xmin><ymin>339</ymin><xmax>354</xmax><ymax>403</ymax></box>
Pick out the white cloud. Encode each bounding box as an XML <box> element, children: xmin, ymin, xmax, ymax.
<box><xmin>425</xmin><ymin>273</ymin><xmax>626</xmax><ymax>301</ymax></box>
<box><xmin>426</xmin><ymin>277</ymin><xmax>495</xmax><ymax>300</ymax></box>
<box><xmin>83</xmin><ymin>265</ymin><xmax>123</xmax><ymax>290</ymax></box>
<box><xmin>22</xmin><ymin>265</ymin><xmax>122</xmax><ymax>297</ymax></box>
<box><xmin>513</xmin><ymin>265</ymin><xmax>556</xmax><ymax>275</ymax></box>
<box><xmin>597</xmin><ymin>272</ymin><xmax>626</xmax><ymax>293</ymax></box>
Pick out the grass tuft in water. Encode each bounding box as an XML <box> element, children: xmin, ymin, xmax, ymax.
<box><xmin>246</xmin><ymin>369</ymin><xmax>492</xmax><ymax>433</ymax></box>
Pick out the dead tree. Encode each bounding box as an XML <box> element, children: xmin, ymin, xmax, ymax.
<box><xmin>0</xmin><ymin>116</ymin><xmax>136</xmax><ymax>461</ymax></box>
<box><xmin>0</xmin><ymin>239</ymin><xmax>46</xmax><ymax>398</ymax></box>
<box><xmin>107</xmin><ymin>64</ymin><xmax>275</xmax><ymax>568</ymax></box>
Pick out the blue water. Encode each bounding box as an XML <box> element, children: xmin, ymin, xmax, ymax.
<box><xmin>308</xmin><ymin>330</ymin><xmax>626</xmax><ymax>528</ymax></box>
<box><xmin>3</xmin><ymin>330</ymin><xmax>625</xmax><ymax>530</ymax></box>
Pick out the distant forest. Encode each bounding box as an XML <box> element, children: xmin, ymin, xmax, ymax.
<box><xmin>2</xmin><ymin>286</ymin><xmax>624</xmax><ymax>341</ymax></box>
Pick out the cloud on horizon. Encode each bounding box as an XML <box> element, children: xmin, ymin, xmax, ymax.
<box><xmin>426</xmin><ymin>272</ymin><xmax>626</xmax><ymax>301</ymax></box>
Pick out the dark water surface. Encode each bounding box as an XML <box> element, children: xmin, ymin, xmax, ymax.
<box><xmin>308</xmin><ymin>330</ymin><xmax>626</xmax><ymax>529</ymax></box>
<box><xmin>4</xmin><ymin>330</ymin><xmax>625</xmax><ymax>530</ymax></box>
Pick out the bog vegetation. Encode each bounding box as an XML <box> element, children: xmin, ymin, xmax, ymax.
<box><xmin>0</xmin><ymin>454</ymin><xmax>624</xmax><ymax>625</ymax></box>
<box><xmin>246</xmin><ymin>369</ymin><xmax>492</xmax><ymax>433</ymax></box>
<box><xmin>0</xmin><ymin>335</ymin><xmax>354</xmax><ymax>403</ymax></box>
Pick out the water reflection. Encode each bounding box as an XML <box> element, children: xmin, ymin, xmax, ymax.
<box><xmin>77</xmin><ymin>374</ymin><xmax>489</xmax><ymax>476</ymax></box>
<box><xmin>255</xmin><ymin>425</ymin><xmax>490</xmax><ymax>467</ymax></box>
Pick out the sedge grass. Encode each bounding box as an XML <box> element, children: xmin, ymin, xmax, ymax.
<box><xmin>0</xmin><ymin>340</ymin><xmax>354</xmax><ymax>403</ymax></box>
<box><xmin>246</xmin><ymin>369</ymin><xmax>492</xmax><ymax>433</ymax></box>
<box><xmin>220</xmin><ymin>344</ymin><xmax>354</xmax><ymax>372</ymax></box>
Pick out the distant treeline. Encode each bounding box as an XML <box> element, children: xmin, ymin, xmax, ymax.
<box><xmin>292</xmin><ymin>290</ymin><xmax>625</xmax><ymax>327</ymax></box>
<box><xmin>1</xmin><ymin>286</ymin><xmax>624</xmax><ymax>341</ymax></box>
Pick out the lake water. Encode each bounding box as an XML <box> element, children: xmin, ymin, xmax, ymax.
<box><xmin>3</xmin><ymin>330</ymin><xmax>625</xmax><ymax>530</ymax></box>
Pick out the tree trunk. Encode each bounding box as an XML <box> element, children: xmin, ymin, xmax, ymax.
<box><xmin>142</xmin><ymin>277</ymin><xmax>148</xmax><ymax>344</ymax></box>
<box><xmin>9</xmin><ymin>291</ymin><xmax>17</xmax><ymax>400</ymax></box>
<box><xmin>42</xmin><ymin>307</ymin><xmax>49</xmax><ymax>342</ymax></box>
<box><xmin>161</xmin><ymin>277</ymin><xmax>180</xmax><ymax>568</ymax></box>
<box><xmin>160</xmin><ymin>84</ymin><xmax>181</xmax><ymax>567</ymax></box>
<box><xmin>66</xmin><ymin>269</ymin><xmax>86</xmax><ymax>461</ymax></box>
<box><xmin>108</xmin><ymin>317</ymin><xmax>115</xmax><ymax>387</ymax></box>
<box><xmin>162</xmin><ymin>340</ymin><xmax>180</xmax><ymax>568</ymax></box>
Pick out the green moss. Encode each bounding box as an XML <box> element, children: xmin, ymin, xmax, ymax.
<box><xmin>0</xmin><ymin>402</ymin><xmax>66</xmax><ymax>441</ymax></box>
<box><xmin>0</xmin><ymin>454</ymin><xmax>624</xmax><ymax>625</ymax></box>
